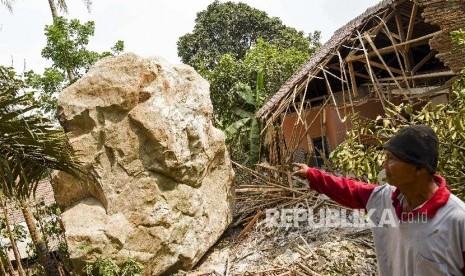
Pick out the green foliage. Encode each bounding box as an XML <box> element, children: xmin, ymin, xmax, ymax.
<box><xmin>177</xmin><ymin>0</ymin><xmax>319</xmax><ymax>72</ymax></box>
<box><xmin>25</xmin><ymin>17</ymin><xmax>125</xmax><ymax>115</ymax></box>
<box><xmin>330</xmin><ymin>85</ymin><xmax>465</xmax><ymax>198</ymax></box>
<box><xmin>177</xmin><ymin>1</ymin><xmax>320</xmax><ymax>164</ymax></box>
<box><xmin>225</xmin><ymin>72</ymin><xmax>264</xmax><ymax>164</ymax></box>
<box><xmin>83</xmin><ymin>257</ymin><xmax>143</xmax><ymax>276</ymax></box>
<box><xmin>208</xmin><ymin>39</ymin><xmax>312</xmax><ymax>163</ymax></box>
<box><xmin>42</xmin><ymin>17</ymin><xmax>124</xmax><ymax>80</ymax></box>
<box><xmin>0</xmin><ymin>77</ymin><xmax>83</xmax><ymax>199</ymax></box>
<box><xmin>0</xmin><ymin>66</ymin><xmax>27</xmax><ymax>97</ymax></box>
<box><xmin>208</xmin><ymin>38</ymin><xmax>311</xmax><ymax>123</ymax></box>
<box><xmin>24</xmin><ymin>67</ymin><xmax>66</xmax><ymax>114</ymax></box>
<box><xmin>451</xmin><ymin>28</ymin><xmax>465</xmax><ymax>50</ymax></box>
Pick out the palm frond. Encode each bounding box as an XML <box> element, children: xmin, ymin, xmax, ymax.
<box><xmin>0</xmin><ymin>0</ymin><xmax>14</xmax><ymax>13</ymax></box>
<box><xmin>55</xmin><ymin>0</ymin><xmax>68</xmax><ymax>13</ymax></box>
<box><xmin>0</xmin><ymin>91</ymin><xmax>83</xmax><ymax>199</ymax></box>
<box><xmin>82</xmin><ymin>0</ymin><xmax>92</xmax><ymax>13</ymax></box>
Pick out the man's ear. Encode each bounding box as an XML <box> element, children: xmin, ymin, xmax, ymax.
<box><xmin>415</xmin><ymin>166</ymin><xmax>428</xmax><ymax>177</ymax></box>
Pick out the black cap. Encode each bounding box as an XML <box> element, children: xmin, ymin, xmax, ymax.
<box><xmin>383</xmin><ymin>125</ymin><xmax>439</xmax><ymax>174</ymax></box>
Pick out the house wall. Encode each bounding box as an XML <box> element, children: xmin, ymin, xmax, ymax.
<box><xmin>325</xmin><ymin>99</ymin><xmax>385</xmax><ymax>150</ymax></box>
<box><xmin>418</xmin><ymin>0</ymin><xmax>465</xmax><ymax>72</ymax></box>
<box><xmin>282</xmin><ymin>108</ymin><xmax>324</xmax><ymax>152</ymax></box>
<box><xmin>281</xmin><ymin>99</ymin><xmax>385</xmax><ymax>153</ymax></box>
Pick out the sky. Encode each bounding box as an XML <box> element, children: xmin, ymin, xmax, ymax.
<box><xmin>0</xmin><ymin>0</ymin><xmax>380</xmax><ymax>74</ymax></box>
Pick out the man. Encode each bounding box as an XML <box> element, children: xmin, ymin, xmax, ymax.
<box><xmin>293</xmin><ymin>125</ymin><xmax>465</xmax><ymax>275</ymax></box>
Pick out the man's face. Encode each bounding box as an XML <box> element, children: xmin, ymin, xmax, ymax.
<box><xmin>382</xmin><ymin>150</ymin><xmax>418</xmax><ymax>188</ymax></box>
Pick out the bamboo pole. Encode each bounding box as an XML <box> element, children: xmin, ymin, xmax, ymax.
<box><xmin>364</xmin><ymin>33</ymin><xmax>405</xmax><ymax>95</ymax></box>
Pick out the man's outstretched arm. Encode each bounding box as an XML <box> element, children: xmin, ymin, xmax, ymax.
<box><xmin>293</xmin><ymin>163</ymin><xmax>377</xmax><ymax>209</ymax></box>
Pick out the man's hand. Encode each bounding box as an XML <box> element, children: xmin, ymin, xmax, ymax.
<box><xmin>292</xmin><ymin>163</ymin><xmax>309</xmax><ymax>178</ymax></box>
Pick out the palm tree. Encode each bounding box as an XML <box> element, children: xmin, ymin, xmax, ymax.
<box><xmin>48</xmin><ymin>0</ymin><xmax>92</xmax><ymax>19</ymax></box>
<box><xmin>0</xmin><ymin>90</ymin><xmax>83</xmax><ymax>275</ymax></box>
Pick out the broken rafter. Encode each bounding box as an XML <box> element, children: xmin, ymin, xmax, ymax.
<box><xmin>327</xmin><ymin>63</ymin><xmax>371</xmax><ymax>79</ymax></box>
<box><xmin>357</xmin><ymin>58</ymin><xmax>403</xmax><ymax>75</ymax></box>
<box><xmin>373</xmin><ymin>14</ymin><xmax>412</xmax><ymax>92</ymax></box>
<box><xmin>356</xmin><ymin>30</ymin><xmax>388</xmax><ymax>111</ymax></box>
<box><xmin>412</xmin><ymin>50</ymin><xmax>437</xmax><ymax>73</ymax></box>
<box><xmin>395</xmin><ymin>12</ymin><xmax>406</xmax><ymax>42</ymax></box>
<box><xmin>368</xmin><ymin>9</ymin><xmax>397</xmax><ymax>37</ymax></box>
<box><xmin>348</xmin><ymin>62</ymin><xmax>359</xmax><ymax>97</ymax></box>
<box><xmin>321</xmin><ymin>67</ymin><xmax>343</xmax><ymax>121</ymax></box>
<box><xmin>346</xmin><ymin>30</ymin><xmax>441</xmax><ymax>62</ymax></box>
<box><xmin>405</xmin><ymin>3</ymin><xmax>418</xmax><ymax>45</ymax></box>
<box><xmin>376</xmin><ymin>70</ymin><xmax>456</xmax><ymax>81</ymax></box>
<box><xmin>336</xmin><ymin>50</ymin><xmax>356</xmax><ymax>115</ymax></box>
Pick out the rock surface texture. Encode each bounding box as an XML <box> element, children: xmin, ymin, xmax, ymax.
<box><xmin>52</xmin><ymin>53</ymin><xmax>235</xmax><ymax>275</ymax></box>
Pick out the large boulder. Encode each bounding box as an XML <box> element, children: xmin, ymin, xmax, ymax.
<box><xmin>52</xmin><ymin>53</ymin><xmax>235</xmax><ymax>275</ymax></box>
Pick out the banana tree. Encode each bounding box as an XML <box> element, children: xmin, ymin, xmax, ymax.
<box><xmin>226</xmin><ymin>72</ymin><xmax>264</xmax><ymax>165</ymax></box>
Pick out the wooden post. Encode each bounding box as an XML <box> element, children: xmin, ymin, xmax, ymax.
<box><xmin>348</xmin><ymin>62</ymin><xmax>359</xmax><ymax>98</ymax></box>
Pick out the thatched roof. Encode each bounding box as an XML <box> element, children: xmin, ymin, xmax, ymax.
<box><xmin>256</xmin><ymin>0</ymin><xmax>395</xmax><ymax>119</ymax></box>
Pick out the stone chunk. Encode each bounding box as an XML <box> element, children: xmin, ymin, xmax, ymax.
<box><xmin>52</xmin><ymin>53</ymin><xmax>234</xmax><ymax>275</ymax></box>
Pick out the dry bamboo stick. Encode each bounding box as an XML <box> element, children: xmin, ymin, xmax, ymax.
<box><xmin>376</xmin><ymin>70</ymin><xmax>455</xmax><ymax>81</ymax></box>
<box><xmin>336</xmin><ymin>50</ymin><xmax>356</xmax><ymax>117</ymax></box>
<box><xmin>405</xmin><ymin>3</ymin><xmax>418</xmax><ymax>45</ymax></box>
<box><xmin>297</xmin><ymin>262</ymin><xmax>321</xmax><ymax>276</ymax></box>
<box><xmin>373</xmin><ymin>14</ymin><xmax>412</xmax><ymax>93</ymax></box>
<box><xmin>358</xmin><ymin>57</ymin><xmax>404</xmax><ymax>75</ymax></box>
<box><xmin>293</xmin><ymin>98</ymin><xmax>331</xmax><ymax>152</ymax></box>
<box><xmin>321</xmin><ymin>68</ymin><xmax>343</xmax><ymax>121</ymax></box>
<box><xmin>356</xmin><ymin>30</ymin><xmax>387</xmax><ymax>111</ymax></box>
<box><xmin>238</xmin><ymin>210</ymin><xmax>264</xmax><ymax>239</ymax></box>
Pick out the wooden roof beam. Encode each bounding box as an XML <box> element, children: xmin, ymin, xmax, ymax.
<box><xmin>346</xmin><ymin>30</ymin><xmax>441</xmax><ymax>62</ymax></box>
<box><xmin>359</xmin><ymin>59</ymin><xmax>403</xmax><ymax>75</ymax></box>
<box><xmin>412</xmin><ymin>50</ymin><xmax>437</xmax><ymax>73</ymax></box>
<box><xmin>376</xmin><ymin>70</ymin><xmax>455</xmax><ymax>81</ymax></box>
<box><xmin>406</xmin><ymin>3</ymin><xmax>418</xmax><ymax>43</ymax></box>
<box><xmin>326</xmin><ymin>63</ymin><xmax>371</xmax><ymax>79</ymax></box>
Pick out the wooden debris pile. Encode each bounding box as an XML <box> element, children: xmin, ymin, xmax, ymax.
<box><xmin>217</xmin><ymin>162</ymin><xmax>378</xmax><ymax>276</ymax></box>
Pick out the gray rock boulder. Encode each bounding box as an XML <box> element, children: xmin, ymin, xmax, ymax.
<box><xmin>52</xmin><ymin>53</ymin><xmax>235</xmax><ymax>275</ymax></box>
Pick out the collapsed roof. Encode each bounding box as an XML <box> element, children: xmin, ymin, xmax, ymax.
<box><xmin>257</xmin><ymin>0</ymin><xmax>465</xmax><ymax>120</ymax></box>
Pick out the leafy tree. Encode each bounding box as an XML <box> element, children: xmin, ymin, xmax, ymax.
<box><xmin>209</xmin><ymin>39</ymin><xmax>312</xmax><ymax>125</ymax></box>
<box><xmin>177</xmin><ymin>0</ymin><xmax>320</xmax><ymax>72</ymax></box>
<box><xmin>24</xmin><ymin>17</ymin><xmax>124</xmax><ymax>115</ymax></box>
<box><xmin>207</xmin><ymin>39</ymin><xmax>313</xmax><ymax>163</ymax></box>
<box><xmin>178</xmin><ymin>2</ymin><xmax>320</xmax><ymax>163</ymax></box>
<box><xmin>41</xmin><ymin>17</ymin><xmax>124</xmax><ymax>83</ymax></box>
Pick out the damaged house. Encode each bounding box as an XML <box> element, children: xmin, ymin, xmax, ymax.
<box><xmin>256</xmin><ymin>0</ymin><xmax>465</xmax><ymax>167</ymax></box>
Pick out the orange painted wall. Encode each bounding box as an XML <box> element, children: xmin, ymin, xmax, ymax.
<box><xmin>325</xmin><ymin>100</ymin><xmax>385</xmax><ymax>150</ymax></box>
<box><xmin>282</xmin><ymin>108</ymin><xmax>324</xmax><ymax>152</ymax></box>
<box><xmin>282</xmin><ymin>99</ymin><xmax>385</xmax><ymax>153</ymax></box>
